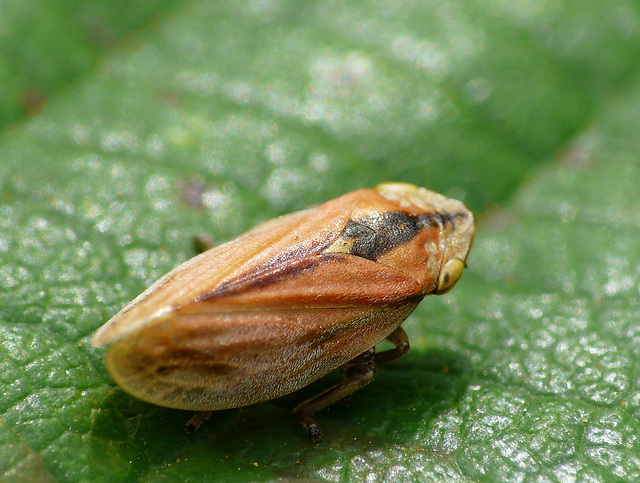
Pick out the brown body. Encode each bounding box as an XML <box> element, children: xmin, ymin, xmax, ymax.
<box><xmin>92</xmin><ymin>183</ymin><xmax>475</xmax><ymax>437</ymax></box>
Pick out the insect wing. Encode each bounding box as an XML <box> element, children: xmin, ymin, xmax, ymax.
<box><xmin>104</xmin><ymin>269</ymin><xmax>422</xmax><ymax>411</ymax></box>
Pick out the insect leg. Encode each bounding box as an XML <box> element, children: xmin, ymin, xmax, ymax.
<box><xmin>293</xmin><ymin>347</ymin><xmax>377</xmax><ymax>442</ymax></box>
<box><xmin>184</xmin><ymin>411</ymin><xmax>213</xmax><ymax>434</ymax></box>
<box><xmin>374</xmin><ymin>326</ymin><xmax>410</xmax><ymax>366</ymax></box>
<box><xmin>193</xmin><ymin>234</ymin><xmax>216</xmax><ymax>253</ymax></box>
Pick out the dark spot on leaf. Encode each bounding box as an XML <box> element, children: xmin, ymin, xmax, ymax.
<box><xmin>20</xmin><ymin>87</ymin><xmax>47</xmax><ymax>115</ymax></box>
<box><xmin>180</xmin><ymin>178</ymin><xmax>210</xmax><ymax>210</ymax></box>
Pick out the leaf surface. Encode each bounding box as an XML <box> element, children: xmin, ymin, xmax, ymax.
<box><xmin>2</xmin><ymin>1</ymin><xmax>640</xmax><ymax>480</ymax></box>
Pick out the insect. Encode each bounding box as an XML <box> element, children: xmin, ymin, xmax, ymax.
<box><xmin>92</xmin><ymin>182</ymin><xmax>475</xmax><ymax>441</ymax></box>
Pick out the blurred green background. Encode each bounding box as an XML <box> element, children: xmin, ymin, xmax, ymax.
<box><xmin>2</xmin><ymin>1</ymin><xmax>640</xmax><ymax>481</ymax></box>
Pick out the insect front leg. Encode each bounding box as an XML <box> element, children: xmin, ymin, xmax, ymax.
<box><xmin>374</xmin><ymin>326</ymin><xmax>410</xmax><ymax>366</ymax></box>
<box><xmin>294</xmin><ymin>347</ymin><xmax>377</xmax><ymax>442</ymax></box>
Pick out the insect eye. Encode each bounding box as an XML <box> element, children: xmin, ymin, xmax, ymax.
<box><xmin>435</xmin><ymin>259</ymin><xmax>465</xmax><ymax>294</ymax></box>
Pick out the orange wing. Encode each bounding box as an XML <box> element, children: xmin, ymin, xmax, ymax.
<box><xmin>190</xmin><ymin>252</ymin><xmax>423</xmax><ymax>309</ymax></box>
<box><xmin>104</xmin><ymin>255</ymin><xmax>423</xmax><ymax>411</ymax></box>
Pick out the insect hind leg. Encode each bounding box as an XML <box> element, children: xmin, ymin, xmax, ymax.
<box><xmin>293</xmin><ymin>347</ymin><xmax>377</xmax><ymax>442</ymax></box>
<box><xmin>293</xmin><ymin>326</ymin><xmax>411</xmax><ymax>441</ymax></box>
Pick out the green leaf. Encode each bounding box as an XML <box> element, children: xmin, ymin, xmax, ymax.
<box><xmin>0</xmin><ymin>0</ymin><xmax>182</xmax><ymax>128</ymax></box>
<box><xmin>2</xmin><ymin>0</ymin><xmax>640</xmax><ymax>481</ymax></box>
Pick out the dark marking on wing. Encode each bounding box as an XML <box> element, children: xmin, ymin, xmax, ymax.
<box><xmin>343</xmin><ymin>213</ymin><xmax>421</xmax><ymax>261</ymax></box>
<box><xmin>195</xmin><ymin>255</ymin><xmax>336</xmax><ymax>301</ymax></box>
<box><xmin>343</xmin><ymin>210</ymin><xmax>468</xmax><ymax>262</ymax></box>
